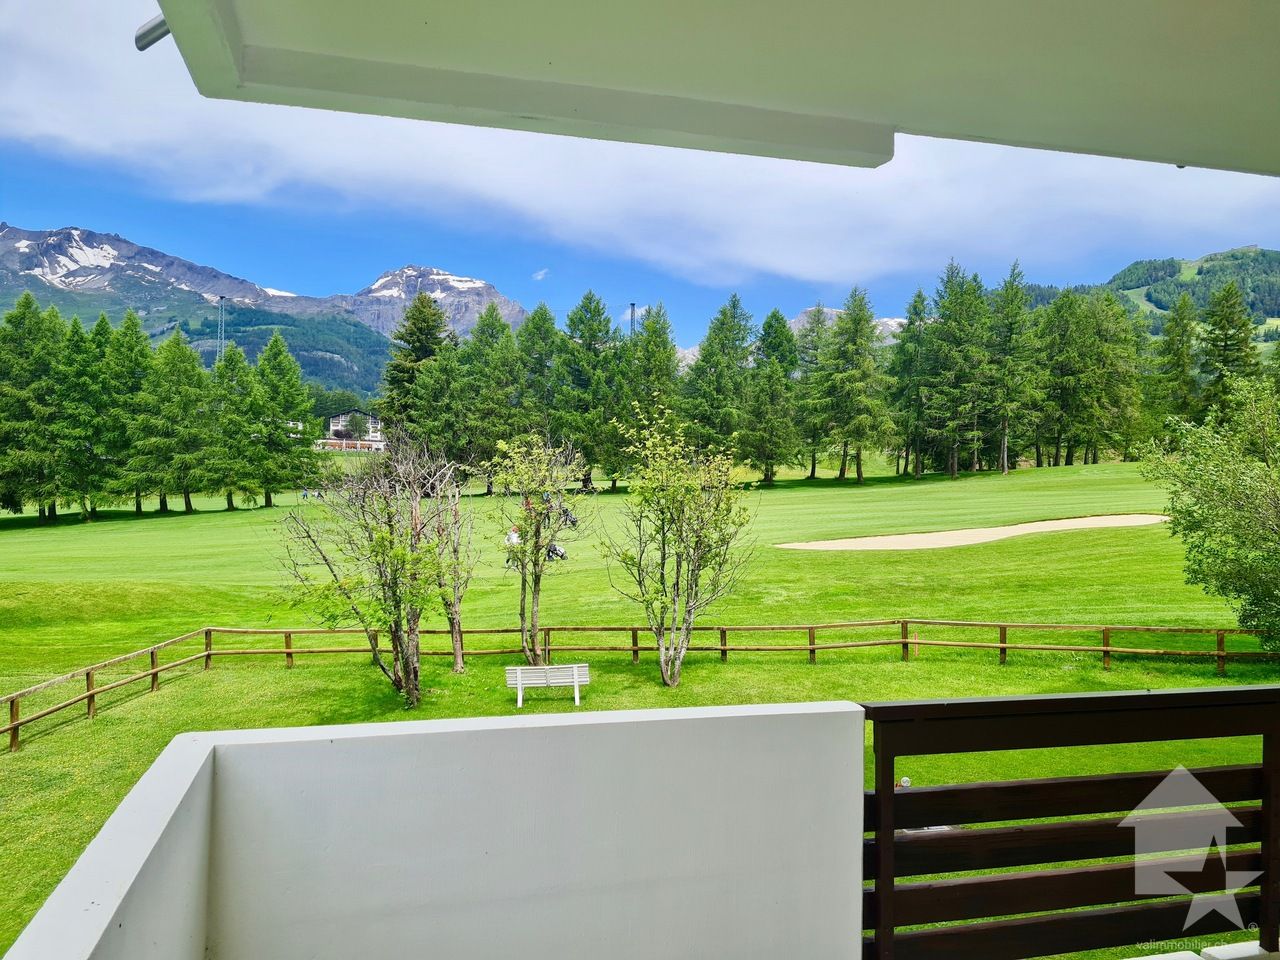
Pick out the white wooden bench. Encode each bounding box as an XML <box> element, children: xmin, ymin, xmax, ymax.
<box><xmin>505</xmin><ymin>664</ymin><xmax>589</xmax><ymax>708</ymax></box>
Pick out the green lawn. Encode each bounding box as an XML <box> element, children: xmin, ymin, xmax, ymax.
<box><xmin>1</xmin><ymin>461</ymin><xmax>1274</xmax><ymax>958</ymax></box>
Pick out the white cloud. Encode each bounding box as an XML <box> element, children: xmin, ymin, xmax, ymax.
<box><xmin>531</xmin><ymin>268</ymin><xmax>549</xmax><ymax>281</ymax></box>
<box><xmin>3</xmin><ymin>1</ymin><xmax>1280</xmax><ymax>289</ymax></box>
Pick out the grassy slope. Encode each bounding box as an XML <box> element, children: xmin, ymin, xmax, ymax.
<box><xmin>1</xmin><ymin>462</ymin><xmax>1272</xmax><ymax>957</ymax></box>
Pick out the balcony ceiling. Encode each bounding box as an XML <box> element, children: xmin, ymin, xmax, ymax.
<box><xmin>157</xmin><ymin>0</ymin><xmax>1280</xmax><ymax>174</ymax></box>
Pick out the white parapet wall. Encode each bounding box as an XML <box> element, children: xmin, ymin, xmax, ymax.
<box><xmin>6</xmin><ymin>702</ymin><xmax>865</xmax><ymax>960</ymax></box>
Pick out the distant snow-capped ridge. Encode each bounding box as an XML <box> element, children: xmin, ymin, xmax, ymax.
<box><xmin>0</xmin><ymin>223</ymin><xmax>526</xmax><ymax>338</ymax></box>
<box><xmin>788</xmin><ymin>306</ymin><xmax>905</xmax><ymax>343</ymax></box>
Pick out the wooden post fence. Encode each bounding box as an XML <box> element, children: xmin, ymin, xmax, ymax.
<box><xmin>85</xmin><ymin>671</ymin><xmax>96</xmax><ymax>719</ymax></box>
<box><xmin>808</xmin><ymin>626</ymin><xmax>817</xmax><ymax>664</ymax></box>
<box><xmin>1218</xmin><ymin>630</ymin><xmax>1227</xmax><ymax>676</ymax></box>
<box><xmin>720</xmin><ymin>627</ymin><xmax>728</xmax><ymax>662</ymax></box>
<box><xmin>543</xmin><ymin>627</ymin><xmax>552</xmax><ymax>664</ymax></box>
<box><xmin>203</xmin><ymin>628</ymin><xmax>213</xmax><ymax>670</ymax></box>
<box><xmin>999</xmin><ymin>625</ymin><xmax>1008</xmax><ymax>665</ymax></box>
<box><xmin>284</xmin><ymin>632</ymin><xmax>294</xmax><ymax>669</ymax></box>
<box><xmin>150</xmin><ymin>649</ymin><xmax>159</xmax><ymax>692</ymax></box>
<box><xmin>631</xmin><ymin>628</ymin><xmax>639</xmax><ymax>664</ymax></box>
<box><xmin>1102</xmin><ymin>628</ymin><xmax>1111</xmax><ymax>671</ymax></box>
<box><xmin>9</xmin><ymin>698</ymin><xmax>18</xmax><ymax>752</ymax></box>
<box><xmin>900</xmin><ymin>621</ymin><xmax>910</xmax><ymax>662</ymax></box>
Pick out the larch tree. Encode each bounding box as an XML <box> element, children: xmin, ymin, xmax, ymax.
<box><xmin>205</xmin><ymin>344</ymin><xmax>265</xmax><ymax>510</ymax></box>
<box><xmin>793</xmin><ymin>305</ymin><xmax>831</xmax><ymax>479</ymax></box>
<box><xmin>255</xmin><ymin>331</ymin><xmax>320</xmax><ymax>507</ymax></box>
<box><xmin>460</xmin><ymin>302</ymin><xmax>524</xmax><ymax>491</ymax></box>
<box><xmin>103</xmin><ymin>310</ymin><xmax>153</xmax><ymax>514</ymax></box>
<box><xmin>52</xmin><ymin>317</ymin><xmax>111</xmax><ymax>519</ymax></box>
<box><xmin>1199</xmin><ymin>280</ymin><xmax>1260</xmax><ymax>412</ymax></box>
<box><xmin>755</xmin><ymin>308</ymin><xmax>799</xmax><ymax>376</ymax></box>
<box><xmin>552</xmin><ymin>291</ymin><xmax>618</xmax><ymax>488</ymax></box>
<box><xmin>738</xmin><ymin>357</ymin><xmax>799</xmax><ymax>484</ymax></box>
<box><xmin>682</xmin><ymin>293</ymin><xmax>754</xmax><ymax>451</ymax></box>
<box><xmin>0</xmin><ymin>295</ymin><xmax>66</xmax><ymax>518</ymax></box>
<box><xmin>630</xmin><ymin>303</ymin><xmax>679</xmax><ymax>409</ymax></box>
<box><xmin>514</xmin><ymin>303</ymin><xmax>563</xmax><ymax>435</ymax></box>
<box><xmin>407</xmin><ymin>337</ymin><xmax>468</xmax><ymax>461</ymax></box>
<box><xmin>129</xmin><ymin>331</ymin><xmax>209</xmax><ymax>513</ymax></box>
<box><xmin>925</xmin><ymin>264</ymin><xmax>992</xmax><ymax>476</ymax></box>
<box><xmin>1155</xmin><ymin>292</ymin><xmax>1201</xmax><ymax>422</ymax></box>
<box><xmin>814</xmin><ymin>288</ymin><xmax>894</xmax><ymax>482</ymax></box>
<box><xmin>888</xmin><ymin>290</ymin><xmax>930</xmax><ymax>479</ymax></box>
<box><xmin>988</xmin><ymin>263</ymin><xmax>1042</xmax><ymax>474</ymax></box>
<box><xmin>382</xmin><ymin>292</ymin><xmax>450</xmax><ymax>424</ymax></box>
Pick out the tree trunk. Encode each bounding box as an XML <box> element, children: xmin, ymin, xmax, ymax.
<box><xmin>1035</xmin><ymin>440</ymin><xmax>1043</xmax><ymax>468</ymax></box>
<box><xmin>1065</xmin><ymin>442</ymin><xmax>1076</xmax><ymax>466</ymax></box>
<box><xmin>264</xmin><ymin>490</ymin><xmax>274</xmax><ymax>508</ymax></box>
<box><xmin>38</xmin><ymin>505</ymin><xmax>46</xmax><ymax>523</ymax></box>
<box><xmin>610</xmin><ymin>477</ymin><xmax>618</xmax><ymax>492</ymax></box>
<box><xmin>913</xmin><ymin>437</ymin><xmax>922</xmax><ymax>480</ymax></box>
<box><xmin>518</xmin><ymin>572</ymin><xmax>532</xmax><ymax>663</ymax></box>
<box><xmin>1000</xmin><ymin>416</ymin><xmax>1010</xmax><ymax>475</ymax></box>
<box><xmin>449</xmin><ymin>612</ymin><xmax>465</xmax><ymax>674</ymax></box>
<box><xmin>949</xmin><ymin>443</ymin><xmax>958</xmax><ymax>479</ymax></box>
<box><xmin>808</xmin><ymin>448</ymin><xmax>817</xmax><ymax>480</ymax></box>
<box><xmin>529</xmin><ymin>567</ymin><xmax>544</xmax><ymax>665</ymax></box>
<box><xmin>225</xmin><ymin>491</ymin><xmax>236</xmax><ymax>511</ymax></box>
<box><xmin>135</xmin><ymin>488</ymin><xmax>143</xmax><ymax>515</ymax></box>
<box><xmin>1053</xmin><ymin>435</ymin><xmax>1062</xmax><ymax>467</ymax></box>
<box><xmin>48</xmin><ymin>501</ymin><xmax>57</xmax><ymax>521</ymax></box>
<box><xmin>158</xmin><ymin>492</ymin><xmax>169</xmax><ymax>513</ymax></box>
<box><xmin>763</xmin><ymin>462</ymin><xmax>775</xmax><ymax>485</ymax></box>
<box><xmin>183</xmin><ymin>490</ymin><xmax>194</xmax><ymax>513</ymax></box>
<box><xmin>580</xmin><ymin>469</ymin><xmax>592</xmax><ymax>491</ymax></box>
<box><xmin>88</xmin><ymin>502</ymin><xmax>97</xmax><ymax>521</ymax></box>
<box><xmin>855</xmin><ymin>447</ymin><xmax>864</xmax><ymax>484</ymax></box>
<box><xmin>837</xmin><ymin>441</ymin><xmax>849</xmax><ymax>480</ymax></box>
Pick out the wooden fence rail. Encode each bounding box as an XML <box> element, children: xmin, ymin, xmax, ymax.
<box><xmin>1</xmin><ymin>619</ymin><xmax>1274</xmax><ymax>752</ymax></box>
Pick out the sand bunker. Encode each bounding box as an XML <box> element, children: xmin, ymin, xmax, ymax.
<box><xmin>777</xmin><ymin>514</ymin><xmax>1168</xmax><ymax>551</ymax></box>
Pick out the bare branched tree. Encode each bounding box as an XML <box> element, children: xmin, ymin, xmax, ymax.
<box><xmin>423</xmin><ymin>462</ymin><xmax>477</xmax><ymax>672</ymax></box>
<box><xmin>488</xmin><ymin>436</ymin><xmax>590</xmax><ymax>665</ymax></box>
<box><xmin>604</xmin><ymin>406</ymin><xmax>753</xmax><ymax>686</ymax></box>
<box><xmin>281</xmin><ymin>437</ymin><xmax>463</xmax><ymax>706</ymax></box>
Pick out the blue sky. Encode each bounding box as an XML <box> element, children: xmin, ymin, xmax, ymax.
<box><xmin>5</xmin><ymin>3</ymin><xmax>1280</xmax><ymax>347</ymax></box>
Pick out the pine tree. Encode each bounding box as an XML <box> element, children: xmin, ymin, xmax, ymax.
<box><xmin>988</xmin><ymin>263</ymin><xmax>1042</xmax><ymax>474</ymax></box>
<box><xmin>1075</xmin><ymin>292</ymin><xmax>1142</xmax><ymax>463</ymax></box>
<box><xmin>52</xmin><ymin>317</ymin><xmax>111</xmax><ymax>519</ymax></box>
<box><xmin>461</xmin><ymin>303</ymin><xmax>524</xmax><ymax>490</ymax></box>
<box><xmin>204</xmin><ymin>344</ymin><xmax>266</xmax><ymax>510</ymax></box>
<box><xmin>926</xmin><ymin>264</ymin><xmax>992</xmax><ymax>476</ymax></box>
<box><xmin>552</xmin><ymin>291</ymin><xmax>618</xmax><ymax>487</ymax></box>
<box><xmin>681</xmin><ymin>293</ymin><xmax>754</xmax><ymax>451</ymax></box>
<box><xmin>794</xmin><ymin>305</ymin><xmax>831</xmax><ymax>479</ymax></box>
<box><xmin>103</xmin><ymin>311</ymin><xmax>153</xmax><ymax>513</ymax></box>
<box><xmin>630</xmin><ymin>303</ymin><xmax>679</xmax><ymax>408</ymax></box>
<box><xmin>515</xmin><ymin>303</ymin><xmax>563</xmax><ymax>434</ymax></box>
<box><xmin>756</xmin><ymin>308</ymin><xmax>799</xmax><ymax>376</ymax></box>
<box><xmin>1199</xmin><ymin>280</ymin><xmax>1260</xmax><ymax>412</ymax></box>
<box><xmin>255</xmin><ymin>332</ymin><xmax>319</xmax><ymax>507</ymax></box>
<box><xmin>814</xmin><ymin>288</ymin><xmax>894</xmax><ymax>482</ymax></box>
<box><xmin>382</xmin><ymin>293</ymin><xmax>450</xmax><ymax>424</ymax></box>
<box><xmin>130</xmin><ymin>331</ymin><xmax>209</xmax><ymax>513</ymax></box>
<box><xmin>1155</xmin><ymin>292</ymin><xmax>1200</xmax><ymax>422</ymax></box>
<box><xmin>738</xmin><ymin>358</ymin><xmax>799</xmax><ymax>484</ymax></box>
<box><xmin>888</xmin><ymin>291</ymin><xmax>929</xmax><ymax>478</ymax></box>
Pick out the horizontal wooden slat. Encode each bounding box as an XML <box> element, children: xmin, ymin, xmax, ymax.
<box><xmin>864</xmin><ymin>764</ymin><xmax>1263</xmax><ymax>830</ymax></box>
<box><xmin>863</xmin><ymin>848</ymin><xmax>1263</xmax><ymax>926</ymax></box>
<box><xmin>865</xmin><ymin>805</ymin><xmax>1262</xmax><ymax>878</ymax></box>
<box><xmin>862</xmin><ymin>892</ymin><xmax>1260</xmax><ymax>960</ymax></box>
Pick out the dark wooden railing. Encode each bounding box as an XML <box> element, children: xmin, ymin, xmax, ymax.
<box><xmin>1</xmin><ymin>620</ymin><xmax>1272</xmax><ymax>753</ymax></box>
<box><xmin>863</xmin><ymin>686</ymin><xmax>1280</xmax><ymax>960</ymax></box>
